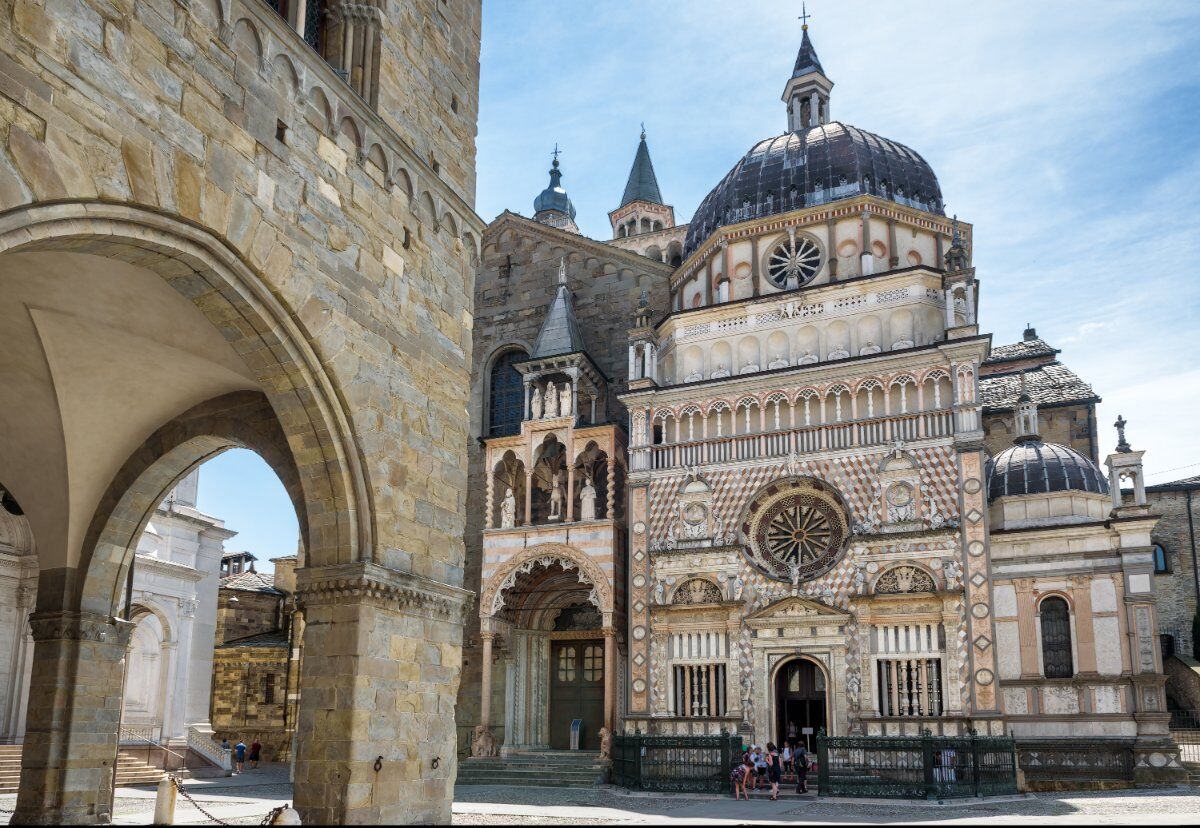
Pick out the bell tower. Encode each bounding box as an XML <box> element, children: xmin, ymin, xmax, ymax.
<box><xmin>782</xmin><ymin>9</ymin><xmax>833</xmax><ymax>132</ymax></box>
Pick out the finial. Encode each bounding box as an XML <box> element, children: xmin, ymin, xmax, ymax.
<box><xmin>1018</xmin><ymin>369</ymin><xmax>1030</xmax><ymax>402</ymax></box>
<box><xmin>640</xmin><ymin>122</ymin><xmax>646</xmax><ymax>141</ymax></box>
<box><xmin>1114</xmin><ymin>415</ymin><xmax>1131</xmax><ymax>453</ymax></box>
<box><xmin>551</xmin><ymin>143</ymin><xmax>562</xmax><ymax>168</ymax></box>
<box><xmin>557</xmin><ymin>257</ymin><xmax>567</xmax><ymax>286</ymax></box>
<box><xmin>799</xmin><ymin>1</ymin><xmax>811</xmax><ymax>30</ymax></box>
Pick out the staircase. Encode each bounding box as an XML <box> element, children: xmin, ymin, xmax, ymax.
<box><xmin>457</xmin><ymin>750</ymin><xmax>607</xmax><ymax>788</ymax></box>
<box><xmin>0</xmin><ymin>746</ymin><xmax>165</xmax><ymax>793</ymax></box>
<box><xmin>1183</xmin><ymin>761</ymin><xmax>1200</xmax><ymax>786</ymax></box>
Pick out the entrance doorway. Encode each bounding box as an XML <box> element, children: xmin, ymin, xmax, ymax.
<box><xmin>774</xmin><ymin>658</ymin><xmax>826</xmax><ymax>751</ymax></box>
<box><xmin>549</xmin><ymin>640</ymin><xmax>604</xmax><ymax>749</ymax></box>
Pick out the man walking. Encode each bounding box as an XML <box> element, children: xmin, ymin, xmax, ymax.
<box><xmin>234</xmin><ymin>739</ymin><xmax>247</xmax><ymax>774</ymax></box>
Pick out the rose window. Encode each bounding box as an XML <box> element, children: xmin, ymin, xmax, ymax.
<box><xmin>766</xmin><ymin>235</ymin><xmax>822</xmax><ymax>288</ymax></box>
<box><xmin>741</xmin><ymin>481</ymin><xmax>849</xmax><ymax>582</ymax></box>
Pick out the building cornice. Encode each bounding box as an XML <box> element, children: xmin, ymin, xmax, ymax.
<box><xmin>296</xmin><ymin>561</ymin><xmax>474</xmax><ymax>623</ymax></box>
<box><xmin>485</xmin><ymin>211</ymin><xmax>675</xmax><ymax>276</ymax></box>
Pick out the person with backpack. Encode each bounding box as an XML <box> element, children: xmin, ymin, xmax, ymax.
<box><xmin>794</xmin><ymin>743</ymin><xmax>810</xmax><ymax>794</ymax></box>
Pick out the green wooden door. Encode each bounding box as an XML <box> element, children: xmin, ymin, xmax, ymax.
<box><xmin>549</xmin><ymin>640</ymin><xmax>605</xmax><ymax>749</ymax></box>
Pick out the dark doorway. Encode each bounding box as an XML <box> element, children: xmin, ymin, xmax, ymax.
<box><xmin>774</xmin><ymin>658</ymin><xmax>826</xmax><ymax>751</ymax></box>
<box><xmin>549</xmin><ymin>640</ymin><xmax>604</xmax><ymax>749</ymax></box>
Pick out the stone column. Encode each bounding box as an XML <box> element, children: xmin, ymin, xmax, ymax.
<box><xmin>479</xmin><ymin>632</ymin><xmax>495</xmax><ymax>731</ymax></box>
<box><xmin>603</xmin><ymin>626</ymin><xmax>616</xmax><ymax>732</ymax></box>
<box><xmin>887</xmin><ymin>219</ymin><xmax>899</xmax><ymax>268</ymax></box>
<box><xmin>14</xmin><ymin>611</ymin><xmax>133</xmax><ymax>825</ymax></box>
<box><xmin>750</xmin><ymin>236</ymin><xmax>760</xmax><ymax>297</ymax></box>
<box><xmin>293</xmin><ymin>562</ymin><xmax>472</xmax><ymax>825</ymax></box>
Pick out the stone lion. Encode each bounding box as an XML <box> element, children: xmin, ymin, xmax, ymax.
<box><xmin>470</xmin><ymin>724</ymin><xmax>498</xmax><ymax>758</ymax></box>
<box><xmin>598</xmin><ymin>727</ymin><xmax>612</xmax><ymax>761</ymax></box>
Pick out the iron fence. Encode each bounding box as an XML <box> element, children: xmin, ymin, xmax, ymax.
<box><xmin>816</xmin><ymin>730</ymin><xmax>1017</xmax><ymax>800</ymax></box>
<box><xmin>1169</xmin><ymin>710</ymin><xmax>1200</xmax><ymax>764</ymax></box>
<box><xmin>611</xmin><ymin>731</ymin><xmax>742</xmax><ymax>793</ymax></box>
<box><xmin>1016</xmin><ymin>739</ymin><xmax>1134</xmax><ymax>784</ymax></box>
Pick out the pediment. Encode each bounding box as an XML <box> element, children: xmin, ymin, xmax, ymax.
<box><xmin>745</xmin><ymin>595</ymin><xmax>851</xmax><ymax>625</ymax></box>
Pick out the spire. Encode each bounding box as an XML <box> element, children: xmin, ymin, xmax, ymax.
<box><xmin>782</xmin><ymin>8</ymin><xmax>833</xmax><ymax>132</ymax></box>
<box><xmin>1014</xmin><ymin>371</ymin><xmax>1041</xmax><ymax>443</ymax></box>
<box><xmin>619</xmin><ymin>127</ymin><xmax>664</xmax><ymax>208</ymax></box>
<box><xmin>531</xmin><ymin>258</ymin><xmax>587</xmax><ymax>359</ymax></box>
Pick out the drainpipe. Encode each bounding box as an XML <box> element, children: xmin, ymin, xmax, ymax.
<box><xmin>1187</xmin><ymin>489</ymin><xmax>1199</xmax><ymax>613</ymax></box>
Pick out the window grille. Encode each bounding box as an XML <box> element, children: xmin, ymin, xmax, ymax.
<box><xmin>1040</xmin><ymin>597</ymin><xmax>1073</xmax><ymax>679</ymax></box>
<box><xmin>671</xmin><ymin>664</ymin><xmax>727</xmax><ymax>717</ymax></box>
<box><xmin>873</xmin><ymin>623</ymin><xmax>945</xmax><ymax>717</ymax></box>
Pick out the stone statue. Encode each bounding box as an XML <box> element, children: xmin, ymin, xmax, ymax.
<box><xmin>943</xmin><ymin>558</ymin><xmax>961</xmax><ymax>589</ymax></box>
<box><xmin>653</xmin><ymin>579</ymin><xmax>665</xmax><ymax>606</ymax></box>
<box><xmin>559</xmin><ymin>382</ymin><xmax>572</xmax><ymax>418</ymax></box>
<box><xmin>598</xmin><ymin>727</ymin><xmax>612</xmax><ymax>761</ymax></box>
<box><xmin>852</xmin><ymin>566</ymin><xmax>866</xmax><ymax>596</ymax></box>
<box><xmin>768</xmin><ymin>353</ymin><xmax>789</xmax><ymax>370</ymax></box>
<box><xmin>470</xmin><ymin>724</ymin><xmax>498</xmax><ymax>758</ymax></box>
<box><xmin>500</xmin><ymin>487</ymin><xmax>516</xmax><ymax>529</ymax></box>
<box><xmin>580</xmin><ymin>478</ymin><xmax>597</xmax><ymax>521</ymax></box>
<box><xmin>789</xmin><ymin>563</ymin><xmax>802</xmax><ymax>595</ymax></box>
<box><xmin>544</xmin><ymin>383</ymin><xmax>558</xmax><ymax>418</ymax></box>
<box><xmin>549</xmin><ymin>470</ymin><xmax>564</xmax><ymax>519</ymax></box>
<box><xmin>733</xmin><ymin>574</ymin><xmax>745</xmax><ymax>601</ymax></box>
<box><xmin>530</xmin><ymin>386</ymin><xmax>543</xmax><ymax>420</ymax></box>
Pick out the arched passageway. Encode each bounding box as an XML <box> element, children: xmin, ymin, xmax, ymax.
<box><xmin>0</xmin><ymin>204</ymin><xmax>467</xmax><ymax>824</ymax></box>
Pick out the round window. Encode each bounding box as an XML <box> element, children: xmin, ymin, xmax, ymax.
<box><xmin>740</xmin><ymin>480</ymin><xmax>849</xmax><ymax>582</ymax></box>
<box><xmin>766</xmin><ymin>235</ymin><xmax>822</xmax><ymax>288</ymax></box>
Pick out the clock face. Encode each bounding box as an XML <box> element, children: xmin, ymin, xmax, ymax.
<box><xmin>683</xmin><ymin>502</ymin><xmax>707</xmax><ymax>526</ymax></box>
<box><xmin>741</xmin><ymin>479</ymin><xmax>849</xmax><ymax>582</ymax></box>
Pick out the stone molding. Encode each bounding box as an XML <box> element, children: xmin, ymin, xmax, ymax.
<box><xmin>27</xmin><ymin>611</ymin><xmax>134</xmax><ymax>646</ymax></box>
<box><xmin>295</xmin><ymin>562</ymin><xmax>474</xmax><ymax>622</ymax></box>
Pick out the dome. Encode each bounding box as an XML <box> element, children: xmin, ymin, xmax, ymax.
<box><xmin>533</xmin><ymin>159</ymin><xmax>576</xmax><ymax>220</ymax></box>
<box><xmin>986</xmin><ymin>441</ymin><xmax>1110</xmax><ymax>502</ymax></box>
<box><xmin>683</xmin><ymin>123</ymin><xmax>943</xmax><ymax>256</ymax></box>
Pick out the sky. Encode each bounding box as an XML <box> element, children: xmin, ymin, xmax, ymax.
<box><xmin>199</xmin><ymin>0</ymin><xmax>1200</xmax><ymax>563</ymax></box>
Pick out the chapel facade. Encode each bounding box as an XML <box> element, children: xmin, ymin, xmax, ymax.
<box><xmin>462</xmin><ymin>23</ymin><xmax>1186</xmax><ymax>785</ymax></box>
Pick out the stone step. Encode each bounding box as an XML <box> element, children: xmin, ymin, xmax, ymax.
<box><xmin>458</xmin><ymin>767</ymin><xmax>604</xmax><ymax>780</ymax></box>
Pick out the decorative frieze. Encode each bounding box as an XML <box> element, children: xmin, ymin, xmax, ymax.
<box><xmin>296</xmin><ymin>562</ymin><xmax>474</xmax><ymax>623</ymax></box>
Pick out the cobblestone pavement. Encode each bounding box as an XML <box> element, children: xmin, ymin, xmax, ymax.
<box><xmin>451</xmin><ymin>785</ymin><xmax>1200</xmax><ymax>825</ymax></box>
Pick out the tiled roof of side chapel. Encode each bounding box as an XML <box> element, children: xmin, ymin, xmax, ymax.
<box><xmin>220</xmin><ymin>570</ymin><xmax>283</xmax><ymax>595</ymax></box>
<box><xmin>979</xmin><ymin>325</ymin><xmax>1099</xmax><ymax>411</ymax></box>
<box><xmin>619</xmin><ymin>130</ymin><xmax>664</xmax><ymax>208</ymax></box>
<box><xmin>530</xmin><ymin>259</ymin><xmax>588</xmax><ymax>359</ymax></box>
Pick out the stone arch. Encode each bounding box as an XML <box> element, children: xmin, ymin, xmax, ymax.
<box><xmin>0</xmin><ymin>202</ymin><xmax>371</xmax><ymax>599</ymax></box>
<box><xmin>268</xmin><ymin>52</ymin><xmax>300</xmax><ymax>100</ymax></box>
<box><xmin>480</xmin><ymin>543</ymin><xmax>614</xmax><ymax>620</ymax></box>
<box><xmin>231</xmin><ymin>18</ymin><xmax>264</xmax><ymax>70</ymax></box>
<box><xmin>669</xmin><ymin>577</ymin><xmax>722</xmax><ymax>605</ymax></box>
<box><xmin>306</xmin><ymin>85</ymin><xmax>333</xmax><ymax>130</ymax></box>
<box><xmin>337</xmin><ymin>116</ymin><xmax>362</xmax><ymax>151</ymax></box>
<box><xmin>81</xmin><ymin>391</ymin><xmax>304</xmax><ymax>617</ymax></box>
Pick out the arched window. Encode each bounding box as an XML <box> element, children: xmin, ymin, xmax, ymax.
<box><xmin>1039</xmin><ymin>596</ymin><xmax>1073</xmax><ymax>679</ymax></box>
<box><xmin>1152</xmin><ymin>543</ymin><xmax>1169</xmax><ymax>574</ymax></box>
<box><xmin>488</xmin><ymin>349</ymin><xmax>527</xmax><ymax>437</ymax></box>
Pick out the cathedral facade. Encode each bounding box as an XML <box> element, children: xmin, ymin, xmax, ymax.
<box><xmin>461</xmin><ymin>25</ymin><xmax>1186</xmax><ymax>785</ymax></box>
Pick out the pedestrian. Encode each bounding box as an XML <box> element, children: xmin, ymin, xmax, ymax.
<box><xmin>787</xmin><ymin>720</ymin><xmax>798</xmax><ymax>743</ymax></box>
<box><xmin>249</xmin><ymin>737</ymin><xmax>262</xmax><ymax>769</ymax></box>
<box><xmin>766</xmin><ymin>742</ymin><xmax>782</xmax><ymax>801</ymax></box>
<box><xmin>731</xmin><ymin>756</ymin><xmax>752</xmax><ymax>800</ymax></box>
<box><xmin>752</xmin><ymin>745</ymin><xmax>768</xmax><ymax>791</ymax></box>
<box><xmin>234</xmin><ymin>739</ymin><xmax>247</xmax><ymax>774</ymax></box>
<box><xmin>781</xmin><ymin>742</ymin><xmax>793</xmax><ymax>775</ymax></box>
<box><xmin>794</xmin><ymin>742</ymin><xmax>809</xmax><ymax>794</ymax></box>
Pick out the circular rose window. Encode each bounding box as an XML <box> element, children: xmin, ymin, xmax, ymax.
<box><xmin>741</xmin><ymin>479</ymin><xmax>849</xmax><ymax>582</ymax></box>
<box><xmin>766</xmin><ymin>235</ymin><xmax>822</xmax><ymax>289</ymax></box>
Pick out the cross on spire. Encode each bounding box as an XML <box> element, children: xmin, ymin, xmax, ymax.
<box><xmin>551</xmin><ymin>143</ymin><xmax>562</xmax><ymax>166</ymax></box>
<box><xmin>799</xmin><ymin>1</ymin><xmax>811</xmax><ymax>29</ymax></box>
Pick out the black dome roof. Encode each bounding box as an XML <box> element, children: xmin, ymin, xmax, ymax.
<box><xmin>683</xmin><ymin>122</ymin><xmax>944</xmax><ymax>257</ymax></box>
<box><xmin>986</xmin><ymin>441</ymin><xmax>1110</xmax><ymax>502</ymax></box>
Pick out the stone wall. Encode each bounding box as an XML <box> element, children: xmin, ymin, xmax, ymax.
<box><xmin>983</xmin><ymin>402</ymin><xmax>1096</xmax><ymax>461</ymax></box>
<box><xmin>1</xmin><ymin>0</ymin><xmax>482</xmax><ymax>820</ymax></box>
<box><xmin>456</xmin><ymin>216</ymin><xmax>672</xmax><ymax>751</ymax></box>
<box><xmin>211</xmin><ymin>639</ymin><xmax>291</xmax><ymax>762</ymax></box>
<box><xmin>1143</xmin><ymin>487</ymin><xmax>1200</xmax><ymax>660</ymax></box>
<box><xmin>216</xmin><ymin>589</ymin><xmax>283</xmax><ymax>644</ymax></box>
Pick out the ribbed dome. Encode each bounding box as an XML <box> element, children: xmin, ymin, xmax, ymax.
<box><xmin>683</xmin><ymin>122</ymin><xmax>943</xmax><ymax>256</ymax></box>
<box><xmin>986</xmin><ymin>441</ymin><xmax>1110</xmax><ymax>502</ymax></box>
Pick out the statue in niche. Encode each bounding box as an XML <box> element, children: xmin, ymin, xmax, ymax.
<box><xmin>860</xmin><ymin>341</ymin><xmax>881</xmax><ymax>356</ymax></box>
<box><xmin>942</xmin><ymin>558</ymin><xmax>961</xmax><ymax>589</ymax></box>
<box><xmin>580</xmin><ymin>477</ymin><xmax>597</xmax><ymax>521</ymax></box>
<box><xmin>768</xmin><ymin>353</ymin><xmax>789</xmax><ymax>370</ymax></box>
<box><xmin>559</xmin><ymin>382</ymin><xmax>572</xmax><ymax>418</ymax></box>
<box><xmin>544</xmin><ymin>383</ymin><xmax>559</xmax><ymax>418</ymax></box>
<box><xmin>798</xmin><ymin>350</ymin><xmax>818</xmax><ymax>365</ymax></box>
<box><xmin>500</xmin><ymin>487</ymin><xmax>516</xmax><ymax>529</ymax></box>
<box><xmin>549</xmin><ymin>470</ymin><xmax>564</xmax><ymax>520</ymax></box>
<box><xmin>733</xmin><ymin>573</ymin><xmax>746</xmax><ymax>601</ymax></box>
<box><xmin>653</xmin><ymin>579</ymin><xmax>666</xmax><ymax>606</ymax></box>
<box><xmin>852</xmin><ymin>566</ymin><xmax>866</xmax><ymax>596</ymax></box>
<box><xmin>530</xmin><ymin>386</ymin><xmax>543</xmax><ymax>420</ymax></box>
<box><xmin>789</xmin><ymin>563</ymin><xmax>802</xmax><ymax>595</ymax></box>
<box><xmin>471</xmin><ymin>724</ymin><xmax>498</xmax><ymax>758</ymax></box>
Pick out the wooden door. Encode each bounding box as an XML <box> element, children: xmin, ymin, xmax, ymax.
<box><xmin>549</xmin><ymin>640</ymin><xmax>605</xmax><ymax>749</ymax></box>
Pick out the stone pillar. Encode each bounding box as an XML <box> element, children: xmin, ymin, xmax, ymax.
<box><xmin>14</xmin><ymin>611</ymin><xmax>133</xmax><ymax>825</ymax></box>
<box><xmin>523</xmin><ymin>380</ymin><xmax>532</xmax><ymax>420</ymax></box>
<box><xmin>603</xmin><ymin>627</ymin><xmax>616</xmax><ymax>732</ymax></box>
<box><xmin>887</xmin><ymin>219</ymin><xmax>899</xmax><ymax>268</ymax></box>
<box><xmin>293</xmin><ymin>562</ymin><xmax>472</xmax><ymax>825</ymax></box>
<box><xmin>860</xmin><ymin>211</ymin><xmax>873</xmax><ymax>276</ymax></box>
<box><xmin>479</xmin><ymin>632</ymin><xmax>495</xmax><ymax>731</ymax></box>
<box><xmin>750</xmin><ymin>236</ymin><xmax>760</xmax><ymax>297</ymax></box>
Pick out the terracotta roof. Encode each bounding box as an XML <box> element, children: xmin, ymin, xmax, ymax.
<box><xmin>979</xmin><ymin>362</ymin><xmax>1098</xmax><ymax>411</ymax></box>
<box><xmin>220</xmin><ymin>570</ymin><xmax>283</xmax><ymax>595</ymax></box>
<box><xmin>984</xmin><ymin>336</ymin><xmax>1059</xmax><ymax>364</ymax></box>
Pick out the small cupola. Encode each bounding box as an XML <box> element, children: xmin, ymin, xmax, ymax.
<box><xmin>533</xmin><ymin>146</ymin><xmax>580</xmax><ymax>234</ymax></box>
<box><xmin>782</xmin><ymin>8</ymin><xmax>833</xmax><ymax>132</ymax></box>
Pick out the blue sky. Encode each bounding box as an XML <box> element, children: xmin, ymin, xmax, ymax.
<box><xmin>199</xmin><ymin>1</ymin><xmax>1200</xmax><ymax>564</ymax></box>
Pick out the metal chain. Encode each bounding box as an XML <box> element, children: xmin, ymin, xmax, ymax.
<box><xmin>170</xmin><ymin>775</ymin><xmax>235</xmax><ymax>826</ymax></box>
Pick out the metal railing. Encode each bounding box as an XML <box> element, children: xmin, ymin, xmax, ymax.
<box><xmin>1169</xmin><ymin>710</ymin><xmax>1200</xmax><ymax>763</ymax></box>
<box><xmin>636</xmin><ymin>410</ymin><xmax>954</xmax><ymax>472</ymax></box>
<box><xmin>611</xmin><ymin>731</ymin><xmax>743</xmax><ymax>793</ymax></box>
<box><xmin>816</xmin><ymin>729</ymin><xmax>1017</xmax><ymax>800</ymax></box>
<box><xmin>1016</xmin><ymin>738</ymin><xmax>1134</xmax><ymax>784</ymax></box>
